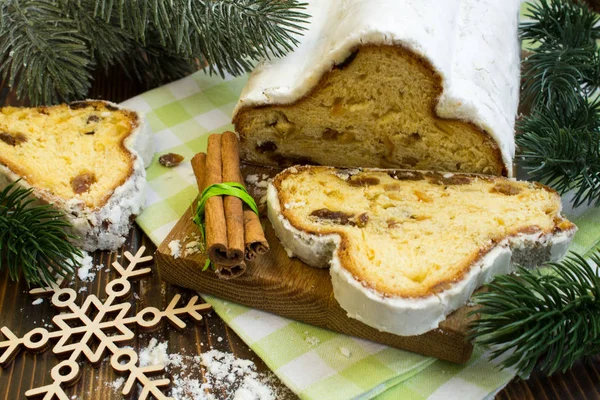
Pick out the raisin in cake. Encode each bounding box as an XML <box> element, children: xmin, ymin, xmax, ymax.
<box><xmin>234</xmin><ymin>0</ymin><xmax>520</xmax><ymax>176</ymax></box>
<box><xmin>0</xmin><ymin>100</ymin><xmax>153</xmax><ymax>252</ymax></box>
<box><xmin>267</xmin><ymin>166</ymin><xmax>576</xmax><ymax>335</ymax></box>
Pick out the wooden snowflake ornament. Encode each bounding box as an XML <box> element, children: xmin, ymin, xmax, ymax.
<box><xmin>0</xmin><ymin>247</ymin><xmax>212</xmax><ymax>400</ymax></box>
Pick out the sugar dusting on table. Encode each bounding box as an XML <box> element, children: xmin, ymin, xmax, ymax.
<box><xmin>76</xmin><ymin>251</ymin><xmax>96</xmax><ymax>282</ymax></box>
<box><xmin>168</xmin><ymin>240</ymin><xmax>182</xmax><ymax>259</ymax></box>
<box><xmin>111</xmin><ymin>338</ymin><xmax>277</xmax><ymax>399</ymax></box>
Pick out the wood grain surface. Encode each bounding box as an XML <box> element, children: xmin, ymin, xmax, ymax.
<box><xmin>155</xmin><ymin>164</ymin><xmax>475</xmax><ymax>364</ymax></box>
<box><xmin>1</xmin><ymin>64</ymin><xmax>600</xmax><ymax>399</ymax></box>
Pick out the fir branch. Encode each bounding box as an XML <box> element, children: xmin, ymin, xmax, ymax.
<box><xmin>516</xmin><ymin>96</ymin><xmax>600</xmax><ymax>207</ymax></box>
<box><xmin>520</xmin><ymin>0</ymin><xmax>600</xmax><ymax>112</ymax></box>
<box><xmin>0</xmin><ymin>0</ymin><xmax>310</xmax><ymax>105</ymax></box>
<box><xmin>0</xmin><ymin>0</ymin><xmax>93</xmax><ymax>105</ymax></box>
<box><xmin>59</xmin><ymin>0</ymin><xmax>134</xmax><ymax>70</ymax></box>
<box><xmin>0</xmin><ymin>181</ymin><xmax>80</xmax><ymax>287</ymax></box>
<box><xmin>119</xmin><ymin>40</ymin><xmax>197</xmax><ymax>90</ymax></box>
<box><xmin>101</xmin><ymin>0</ymin><xmax>310</xmax><ymax>77</ymax></box>
<box><xmin>521</xmin><ymin>46</ymin><xmax>599</xmax><ymax>113</ymax></box>
<box><xmin>469</xmin><ymin>250</ymin><xmax>600</xmax><ymax>378</ymax></box>
<box><xmin>521</xmin><ymin>0</ymin><xmax>600</xmax><ymax>48</ymax></box>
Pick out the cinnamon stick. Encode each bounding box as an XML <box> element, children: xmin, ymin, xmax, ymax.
<box><xmin>191</xmin><ymin>152</ymin><xmax>207</xmax><ymax>191</ymax></box>
<box><xmin>204</xmin><ymin>134</ymin><xmax>242</xmax><ymax>266</ymax></box>
<box><xmin>220</xmin><ymin>131</ymin><xmax>270</xmax><ymax>260</ymax></box>
<box><xmin>214</xmin><ymin>261</ymin><xmax>247</xmax><ymax>280</ymax></box>
<box><xmin>191</xmin><ymin>152</ymin><xmax>247</xmax><ymax>278</ymax></box>
<box><xmin>220</xmin><ymin>131</ymin><xmax>245</xmax><ymax>263</ymax></box>
<box><xmin>243</xmin><ymin>210</ymin><xmax>269</xmax><ymax>260</ymax></box>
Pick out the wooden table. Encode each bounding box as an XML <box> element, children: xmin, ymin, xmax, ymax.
<box><xmin>1</xmin><ymin>67</ymin><xmax>600</xmax><ymax>400</ymax></box>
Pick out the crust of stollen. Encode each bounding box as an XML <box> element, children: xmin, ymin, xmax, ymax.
<box><xmin>234</xmin><ymin>44</ymin><xmax>508</xmax><ymax>177</ymax></box>
<box><xmin>267</xmin><ymin>166</ymin><xmax>577</xmax><ymax>336</ymax></box>
<box><xmin>0</xmin><ymin>100</ymin><xmax>154</xmax><ymax>252</ymax></box>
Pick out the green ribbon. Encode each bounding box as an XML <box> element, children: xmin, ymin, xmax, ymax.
<box><xmin>193</xmin><ymin>182</ymin><xmax>260</xmax><ymax>271</ymax></box>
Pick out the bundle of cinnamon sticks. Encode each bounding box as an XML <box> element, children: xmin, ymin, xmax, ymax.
<box><xmin>191</xmin><ymin>131</ymin><xmax>269</xmax><ymax>279</ymax></box>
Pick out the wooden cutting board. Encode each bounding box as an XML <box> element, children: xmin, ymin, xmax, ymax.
<box><xmin>155</xmin><ymin>165</ymin><xmax>475</xmax><ymax>363</ymax></box>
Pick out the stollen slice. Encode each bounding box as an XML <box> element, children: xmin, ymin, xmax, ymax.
<box><xmin>0</xmin><ymin>100</ymin><xmax>153</xmax><ymax>251</ymax></box>
<box><xmin>267</xmin><ymin>166</ymin><xmax>576</xmax><ymax>336</ymax></box>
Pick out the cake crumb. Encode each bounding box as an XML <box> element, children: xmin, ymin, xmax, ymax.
<box><xmin>169</xmin><ymin>240</ymin><xmax>182</xmax><ymax>259</ymax></box>
<box><xmin>32</xmin><ymin>298</ymin><xmax>43</xmax><ymax>306</ymax></box>
<box><xmin>339</xmin><ymin>347</ymin><xmax>351</xmax><ymax>358</ymax></box>
<box><xmin>245</xmin><ymin>174</ymin><xmax>259</xmax><ymax>184</ymax></box>
<box><xmin>184</xmin><ymin>241</ymin><xmax>201</xmax><ymax>257</ymax></box>
<box><xmin>304</xmin><ymin>333</ymin><xmax>320</xmax><ymax>347</ymax></box>
<box><xmin>217</xmin><ymin>337</ymin><xmax>223</xmax><ymax>342</ymax></box>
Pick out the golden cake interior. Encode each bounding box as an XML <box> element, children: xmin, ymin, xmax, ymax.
<box><xmin>275</xmin><ymin>167</ymin><xmax>572</xmax><ymax>298</ymax></box>
<box><xmin>0</xmin><ymin>101</ymin><xmax>138</xmax><ymax>209</ymax></box>
<box><xmin>235</xmin><ymin>45</ymin><xmax>505</xmax><ymax>176</ymax></box>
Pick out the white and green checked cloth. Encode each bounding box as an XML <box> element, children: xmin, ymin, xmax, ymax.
<box><xmin>123</xmin><ymin>4</ymin><xmax>599</xmax><ymax>395</ymax></box>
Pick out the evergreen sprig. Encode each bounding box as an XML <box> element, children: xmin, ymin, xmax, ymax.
<box><xmin>517</xmin><ymin>96</ymin><xmax>600</xmax><ymax>207</ymax></box>
<box><xmin>0</xmin><ymin>1</ymin><xmax>93</xmax><ymax>105</ymax></box>
<box><xmin>0</xmin><ymin>181</ymin><xmax>80</xmax><ymax>287</ymax></box>
<box><xmin>518</xmin><ymin>0</ymin><xmax>600</xmax><ymax>207</ymax></box>
<box><xmin>520</xmin><ymin>0</ymin><xmax>600</xmax><ymax>112</ymax></box>
<box><xmin>469</xmin><ymin>250</ymin><xmax>600</xmax><ymax>378</ymax></box>
<box><xmin>0</xmin><ymin>0</ymin><xmax>309</xmax><ymax>105</ymax></box>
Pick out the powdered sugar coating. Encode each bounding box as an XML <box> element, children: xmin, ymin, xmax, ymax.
<box><xmin>233</xmin><ymin>0</ymin><xmax>521</xmax><ymax>176</ymax></box>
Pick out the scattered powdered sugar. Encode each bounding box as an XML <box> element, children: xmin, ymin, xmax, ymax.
<box><xmin>113</xmin><ymin>339</ymin><xmax>277</xmax><ymax>400</ymax></box>
<box><xmin>76</xmin><ymin>251</ymin><xmax>96</xmax><ymax>282</ymax></box>
<box><xmin>245</xmin><ymin>174</ymin><xmax>259</xmax><ymax>184</ymax></box>
<box><xmin>201</xmin><ymin>350</ymin><xmax>276</xmax><ymax>400</ymax></box>
<box><xmin>31</xmin><ymin>298</ymin><xmax>44</xmax><ymax>306</ymax></box>
<box><xmin>169</xmin><ymin>240</ymin><xmax>182</xmax><ymax>259</ymax></box>
<box><xmin>255</xmin><ymin>180</ymin><xmax>270</xmax><ymax>189</ymax></box>
<box><xmin>109</xmin><ymin>377</ymin><xmax>125</xmax><ymax>390</ymax></box>
<box><xmin>139</xmin><ymin>338</ymin><xmax>170</xmax><ymax>366</ymax></box>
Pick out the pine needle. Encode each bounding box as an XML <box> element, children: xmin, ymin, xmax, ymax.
<box><xmin>0</xmin><ymin>181</ymin><xmax>81</xmax><ymax>287</ymax></box>
<box><xmin>469</xmin><ymin>250</ymin><xmax>600</xmax><ymax>378</ymax></box>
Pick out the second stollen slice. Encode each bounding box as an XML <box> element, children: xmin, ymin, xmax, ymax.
<box><xmin>267</xmin><ymin>166</ymin><xmax>576</xmax><ymax>336</ymax></box>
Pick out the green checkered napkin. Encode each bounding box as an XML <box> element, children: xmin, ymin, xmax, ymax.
<box><xmin>125</xmin><ymin>71</ymin><xmax>599</xmax><ymax>400</ymax></box>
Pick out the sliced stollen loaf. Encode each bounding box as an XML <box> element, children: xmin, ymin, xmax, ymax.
<box><xmin>0</xmin><ymin>100</ymin><xmax>153</xmax><ymax>251</ymax></box>
<box><xmin>234</xmin><ymin>0</ymin><xmax>520</xmax><ymax>177</ymax></box>
<box><xmin>267</xmin><ymin>166</ymin><xmax>576</xmax><ymax>336</ymax></box>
